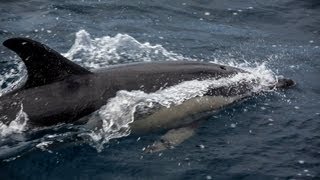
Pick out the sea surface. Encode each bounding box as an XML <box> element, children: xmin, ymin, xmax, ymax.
<box><xmin>0</xmin><ymin>0</ymin><xmax>319</xmax><ymax>179</ymax></box>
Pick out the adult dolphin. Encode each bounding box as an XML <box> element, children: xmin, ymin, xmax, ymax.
<box><xmin>0</xmin><ymin>38</ymin><xmax>294</xmax><ymax>152</ymax></box>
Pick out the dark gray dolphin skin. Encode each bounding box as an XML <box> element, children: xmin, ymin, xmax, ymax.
<box><xmin>0</xmin><ymin>38</ymin><xmax>295</xmax><ymax>152</ymax></box>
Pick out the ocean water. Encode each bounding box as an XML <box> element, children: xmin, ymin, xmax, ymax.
<box><xmin>0</xmin><ymin>0</ymin><xmax>319</xmax><ymax>179</ymax></box>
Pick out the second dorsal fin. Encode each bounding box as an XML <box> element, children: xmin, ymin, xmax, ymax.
<box><xmin>3</xmin><ymin>37</ymin><xmax>92</xmax><ymax>89</ymax></box>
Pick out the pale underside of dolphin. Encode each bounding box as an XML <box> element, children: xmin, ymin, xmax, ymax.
<box><xmin>0</xmin><ymin>38</ymin><xmax>295</xmax><ymax>152</ymax></box>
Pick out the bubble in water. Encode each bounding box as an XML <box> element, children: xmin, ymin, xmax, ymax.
<box><xmin>298</xmin><ymin>160</ymin><xmax>305</xmax><ymax>164</ymax></box>
<box><xmin>230</xmin><ymin>123</ymin><xmax>237</xmax><ymax>128</ymax></box>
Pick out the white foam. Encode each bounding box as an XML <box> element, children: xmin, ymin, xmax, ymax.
<box><xmin>36</xmin><ymin>141</ymin><xmax>53</xmax><ymax>152</ymax></box>
<box><xmin>0</xmin><ymin>104</ymin><xmax>29</xmax><ymax>137</ymax></box>
<box><xmin>63</xmin><ymin>30</ymin><xmax>187</xmax><ymax>69</ymax></box>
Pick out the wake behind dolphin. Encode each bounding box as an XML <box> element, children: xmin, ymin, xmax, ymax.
<box><xmin>0</xmin><ymin>37</ymin><xmax>294</xmax><ymax>152</ymax></box>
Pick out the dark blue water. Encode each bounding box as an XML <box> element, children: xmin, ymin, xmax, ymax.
<box><xmin>0</xmin><ymin>0</ymin><xmax>319</xmax><ymax>179</ymax></box>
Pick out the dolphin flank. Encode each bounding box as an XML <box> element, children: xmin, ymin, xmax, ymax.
<box><xmin>0</xmin><ymin>38</ymin><xmax>295</xmax><ymax>152</ymax></box>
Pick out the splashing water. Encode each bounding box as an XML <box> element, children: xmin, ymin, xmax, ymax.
<box><xmin>0</xmin><ymin>104</ymin><xmax>29</xmax><ymax>137</ymax></box>
<box><xmin>0</xmin><ymin>29</ymin><xmax>280</xmax><ymax>151</ymax></box>
<box><xmin>63</xmin><ymin>30</ymin><xmax>187</xmax><ymax>69</ymax></box>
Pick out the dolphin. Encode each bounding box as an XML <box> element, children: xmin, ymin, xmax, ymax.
<box><xmin>0</xmin><ymin>38</ymin><xmax>295</xmax><ymax>152</ymax></box>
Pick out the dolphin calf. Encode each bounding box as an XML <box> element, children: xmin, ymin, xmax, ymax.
<box><xmin>0</xmin><ymin>38</ymin><xmax>294</xmax><ymax>152</ymax></box>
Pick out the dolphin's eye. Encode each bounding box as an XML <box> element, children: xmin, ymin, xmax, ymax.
<box><xmin>220</xmin><ymin>66</ymin><xmax>226</xmax><ymax>70</ymax></box>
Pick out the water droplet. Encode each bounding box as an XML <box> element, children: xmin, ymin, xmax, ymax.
<box><xmin>206</xmin><ymin>175</ymin><xmax>212</xmax><ymax>180</ymax></box>
<box><xmin>204</xmin><ymin>12</ymin><xmax>210</xmax><ymax>16</ymax></box>
<box><xmin>233</xmin><ymin>12</ymin><xmax>238</xmax><ymax>15</ymax></box>
<box><xmin>298</xmin><ymin>160</ymin><xmax>304</xmax><ymax>164</ymax></box>
<box><xmin>230</xmin><ymin>123</ymin><xmax>236</xmax><ymax>128</ymax></box>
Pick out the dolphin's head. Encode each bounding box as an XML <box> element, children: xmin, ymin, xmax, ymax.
<box><xmin>274</xmin><ymin>78</ymin><xmax>295</xmax><ymax>89</ymax></box>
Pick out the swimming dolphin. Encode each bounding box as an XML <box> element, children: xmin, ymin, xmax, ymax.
<box><xmin>0</xmin><ymin>38</ymin><xmax>294</xmax><ymax>152</ymax></box>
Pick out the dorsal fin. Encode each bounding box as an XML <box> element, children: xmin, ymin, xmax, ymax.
<box><xmin>3</xmin><ymin>37</ymin><xmax>92</xmax><ymax>89</ymax></box>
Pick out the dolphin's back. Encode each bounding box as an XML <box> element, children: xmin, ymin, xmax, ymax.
<box><xmin>0</xmin><ymin>61</ymin><xmax>242</xmax><ymax>126</ymax></box>
<box><xmin>97</xmin><ymin>61</ymin><xmax>243</xmax><ymax>93</ymax></box>
<box><xmin>0</xmin><ymin>38</ymin><xmax>244</xmax><ymax>127</ymax></box>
